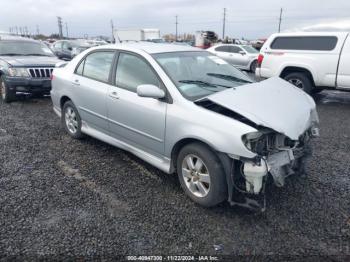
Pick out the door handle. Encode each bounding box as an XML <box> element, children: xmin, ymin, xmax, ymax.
<box><xmin>109</xmin><ymin>91</ymin><xmax>119</xmax><ymax>99</ymax></box>
<box><xmin>72</xmin><ymin>79</ymin><xmax>80</xmax><ymax>86</ymax></box>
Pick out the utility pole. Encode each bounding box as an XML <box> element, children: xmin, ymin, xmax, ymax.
<box><xmin>175</xmin><ymin>15</ymin><xmax>178</xmax><ymax>42</ymax></box>
<box><xmin>25</xmin><ymin>26</ymin><xmax>28</xmax><ymax>37</ymax></box>
<box><xmin>222</xmin><ymin>8</ymin><xmax>226</xmax><ymax>40</ymax></box>
<box><xmin>278</xmin><ymin>8</ymin><xmax>283</xmax><ymax>33</ymax></box>
<box><xmin>15</xmin><ymin>26</ymin><xmax>18</xmax><ymax>35</ymax></box>
<box><xmin>110</xmin><ymin>19</ymin><xmax>114</xmax><ymax>43</ymax></box>
<box><xmin>57</xmin><ymin>16</ymin><xmax>63</xmax><ymax>39</ymax></box>
<box><xmin>65</xmin><ymin>22</ymin><xmax>69</xmax><ymax>38</ymax></box>
<box><xmin>36</xmin><ymin>25</ymin><xmax>40</xmax><ymax>36</ymax></box>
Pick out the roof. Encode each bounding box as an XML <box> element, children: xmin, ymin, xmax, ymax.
<box><xmin>94</xmin><ymin>42</ymin><xmax>203</xmax><ymax>54</ymax></box>
<box><xmin>270</xmin><ymin>31</ymin><xmax>349</xmax><ymax>37</ymax></box>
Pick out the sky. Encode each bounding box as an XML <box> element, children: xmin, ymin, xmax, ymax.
<box><xmin>1</xmin><ymin>0</ymin><xmax>350</xmax><ymax>39</ymax></box>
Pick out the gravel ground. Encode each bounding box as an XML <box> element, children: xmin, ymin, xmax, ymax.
<box><xmin>0</xmin><ymin>90</ymin><xmax>349</xmax><ymax>260</ymax></box>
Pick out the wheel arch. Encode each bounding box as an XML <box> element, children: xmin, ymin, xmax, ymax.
<box><xmin>280</xmin><ymin>66</ymin><xmax>316</xmax><ymax>87</ymax></box>
<box><xmin>60</xmin><ymin>95</ymin><xmax>72</xmax><ymax>109</ymax></box>
<box><xmin>170</xmin><ymin>137</ymin><xmax>227</xmax><ymax>173</ymax></box>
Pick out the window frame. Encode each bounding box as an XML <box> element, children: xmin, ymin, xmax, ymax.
<box><xmin>270</xmin><ymin>36</ymin><xmax>339</xmax><ymax>51</ymax></box>
<box><xmin>74</xmin><ymin>49</ymin><xmax>118</xmax><ymax>84</ymax></box>
<box><xmin>111</xmin><ymin>50</ymin><xmax>173</xmax><ymax>103</ymax></box>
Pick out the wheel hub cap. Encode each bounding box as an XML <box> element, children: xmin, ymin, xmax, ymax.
<box><xmin>182</xmin><ymin>154</ymin><xmax>211</xmax><ymax>198</ymax></box>
<box><xmin>65</xmin><ymin>107</ymin><xmax>78</xmax><ymax>134</ymax></box>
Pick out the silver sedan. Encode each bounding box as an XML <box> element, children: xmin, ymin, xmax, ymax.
<box><xmin>51</xmin><ymin>43</ymin><xmax>319</xmax><ymax>209</ymax></box>
<box><xmin>207</xmin><ymin>44</ymin><xmax>259</xmax><ymax>73</ymax></box>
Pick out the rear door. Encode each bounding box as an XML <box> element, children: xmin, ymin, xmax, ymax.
<box><xmin>107</xmin><ymin>52</ymin><xmax>167</xmax><ymax>156</ymax></box>
<box><xmin>71</xmin><ymin>50</ymin><xmax>116</xmax><ymax>132</ymax></box>
<box><xmin>337</xmin><ymin>34</ymin><xmax>350</xmax><ymax>89</ymax></box>
<box><xmin>212</xmin><ymin>46</ymin><xmax>234</xmax><ymax>63</ymax></box>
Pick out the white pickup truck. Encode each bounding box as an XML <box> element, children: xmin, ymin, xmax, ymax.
<box><xmin>256</xmin><ymin>32</ymin><xmax>350</xmax><ymax>94</ymax></box>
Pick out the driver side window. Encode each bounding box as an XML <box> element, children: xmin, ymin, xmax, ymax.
<box><xmin>115</xmin><ymin>53</ymin><xmax>160</xmax><ymax>92</ymax></box>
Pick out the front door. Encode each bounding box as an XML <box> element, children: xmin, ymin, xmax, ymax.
<box><xmin>107</xmin><ymin>52</ymin><xmax>167</xmax><ymax>156</ymax></box>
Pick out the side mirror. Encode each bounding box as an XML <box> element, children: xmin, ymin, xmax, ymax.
<box><xmin>68</xmin><ymin>47</ymin><xmax>72</xmax><ymax>51</ymax></box>
<box><xmin>137</xmin><ymin>84</ymin><xmax>165</xmax><ymax>99</ymax></box>
<box><xmin>239</xmin><ymin>51</ymin><xmax>246</xmax><ymax>56</ymax></box>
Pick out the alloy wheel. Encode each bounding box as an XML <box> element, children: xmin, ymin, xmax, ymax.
<box><xmin>181</xmin><ymin>154</ymin><xmax>211</xmax><ymax>198</ymax></box>
<box><xmin>65</xmin><ymin>107</ymin><xmax>78</xmax><ymax>134</ymax></box>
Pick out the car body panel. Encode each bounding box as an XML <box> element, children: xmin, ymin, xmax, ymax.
<box><xmin>205</xmin><ymin>77</ymin><xmax>317</xmax><ymax>140</ymax></box>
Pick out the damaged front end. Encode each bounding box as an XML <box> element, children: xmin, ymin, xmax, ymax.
<box><xmin>229</xmin><ymin>127</ymin><xmax>319</xmax><ymax>211</ymax></box>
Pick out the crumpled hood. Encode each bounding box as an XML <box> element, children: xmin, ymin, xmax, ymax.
<box><xmin>1</xmin><ymin>56</ymin><xmax>61</xmax><ymax>67</ymax></box>
<box><xmin>205</xmin><ymin>77</ymin><xmax>319</xmax><ymax>140</ymax></box>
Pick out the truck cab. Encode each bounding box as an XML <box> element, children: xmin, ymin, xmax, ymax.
<box><xmin>256</xmin><ymin>32</ymin><xmax>350</xmax><ymax>94</ymax></box>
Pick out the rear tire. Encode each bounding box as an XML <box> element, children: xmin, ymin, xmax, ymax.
<box><xmin>0</xmin><ymin>75</ymin><xmax>16</xmax><ymax>103</ymax></box>
<box><xmin>250</xmin><ymin>60</ymin><xmax>258</xmax><ymax>73</ymax></box>
<box><xmin>62</xmin><ymin>100</ymin><xmax>84</xmax><ymax>139</ymax></box>
<box><xmin>177</xmin><ymin>143</ymin><xmax>227</xmax><ymax>207</ymax></box>
<box><xmin>284</xmin><ymin>72</ymin><xmax>313</xmax><ymax>94</ymax></box>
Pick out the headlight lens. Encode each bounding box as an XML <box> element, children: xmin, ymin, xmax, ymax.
<box><xmin>8</xmin><ymin>68</ymin><xmax>30</xmax><ymax>77</ymax></box>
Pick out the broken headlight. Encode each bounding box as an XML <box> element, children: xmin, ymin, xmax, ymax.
<box><xmin>242</xmin><ymin>131</ymin><xmax>297</xmax><ymax>156</ymax></box>
<box><xmin>242</xmin><ymin>131</ymin><xmax>267</xmax><ymax>155</ymax></box>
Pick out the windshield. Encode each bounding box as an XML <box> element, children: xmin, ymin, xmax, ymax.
<box><xmin>0</xmin><ymin>40</ymin><xmax>55</xmax><ymax>56</ymax></box>
<box><xmin>153</xmin><ymin>51</ymin><xmax>253</xmax><ymax>101</ymax></box>
<box><xmin>242</xmin><ymin>45</ymin><xmax>259</xmax><ymax>54</ymax></box>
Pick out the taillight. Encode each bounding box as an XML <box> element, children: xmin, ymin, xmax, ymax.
<box><xmin>257</xmin><ymin>54</ymin><xmax>264</xmax><ymax>67</ymax></box>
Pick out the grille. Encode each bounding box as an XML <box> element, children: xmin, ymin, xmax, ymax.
<box><xmin>28</xmin><ymin>68</ymin><xmax>54</xmax><ymax>78</ymax></box>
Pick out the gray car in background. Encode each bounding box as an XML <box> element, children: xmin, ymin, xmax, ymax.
<box><xmin>207</xmin><ymin>44</ymin><xmax>259</xmax><ymax>73</ymax></box>
<box><xmin>51</xmin><ymin>43</ymin><xmax>319</xmax><ymax>209</ymax></box>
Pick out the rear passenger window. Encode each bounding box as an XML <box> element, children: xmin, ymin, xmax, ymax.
<box><xmin>81</xmin><ymin>51</ymin><xmax>114</xmax><ymax>82</ymax></box>
<box><xmin>229</xmin><ymin>46</ymin><xmax>242</xmax><ymax>53</ymax></box>
<box><xmin>215</xmin><ymin>46</ymin><xmax>230</xmax><ymax>52</ymax></box>
<box><xmin>270</xmin><ymin>36</ymin><xmax>338</xmax><ymax>51</ymax></box>
<box><xmin>115</xmin><ymin>53</ymin><xmax>160</xmax><ymax>92</ymax></box>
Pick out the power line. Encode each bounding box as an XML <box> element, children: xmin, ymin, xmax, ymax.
<box><xmin>175</xmin><ymin>15</ymin><xmax>178</xmax><ymax>41</ymax></box>
<box><xmin>278</xmin><ymin>8</ymin><xmax>283</xmax><ymax>33</ymax></box>
<box><xmin>222</xmin><ymin>8</ymin><xmax>226</xmax><ymax>40</ymax></box>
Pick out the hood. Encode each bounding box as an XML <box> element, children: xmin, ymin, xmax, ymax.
<box><xmin>1</xmin><ymin>56</ymin><xmax>61</xmax><ymax>67</ymax></box>
<box><xmin>203</xmin><ymin>77</ymin><xmax>318</xmax><ymax>140</ymax></box>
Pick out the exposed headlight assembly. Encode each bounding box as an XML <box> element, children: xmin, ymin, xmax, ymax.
<box><xmin>242</xmin><ymin>131</ymin><xmax>265</xmax><ymax>153</ymax></box>
<box><xmin>8</xmin><ymin>68</ymin><xmax>30</xmax><ymax>77</ymax></box>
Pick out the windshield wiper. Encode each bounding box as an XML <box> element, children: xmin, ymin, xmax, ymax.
<box><xmin>179</xmin><ymin>80</ymin><xmax>233</xmax><ymax>89</ymax></box>
<box><xmin>207</xmin><ymin>73</ymin><xmax>253</xmax><ymax>84</ymax></box>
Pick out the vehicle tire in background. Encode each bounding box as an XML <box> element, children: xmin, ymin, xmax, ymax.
<box><xmin>250</xmin><ymin>60</ymin><xmax>258</xmax><ymax>73</ymax></box>
<box><xmin>62</xmin><ymin>100</ymin><xmax>84</xmax><ymax>139</ymax></box>
<box><xmin>0</xmin><ymin>76</ymin><xmax>16</xmax><ymax>103</ymax></box>
<box><xmin>177</xmin><ymin>143</ymin><xmax>227</xmax><ymax>207</ymax></box>
<box><xmin>284</xmin><ymin>72</ymin><xmax>313</xmax><ymax>94</ymax></box>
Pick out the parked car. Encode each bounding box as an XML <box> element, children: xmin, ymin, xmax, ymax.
<box><xmin>256</xmin><ymin>32</ymin><xmax>350</xmax><ymax>94</ymax></box>
<box><xmin>51</xmin><ymin>43</ymin><xmax>319</xmax><ymax>208</ymax></box>
<box><xmin>0</xmin><ymin>36</ymin><xmax>61</xmax><ymax>102</ymax></box>
<box><xmin>207</xmin><ymin>44</ymin><xmax>259</xmax><ymax>72</ymax></box>
<box><xmin>51</xmin><ymin>40</ymin><xmax>94</xmax><ymax>60</ymax></box>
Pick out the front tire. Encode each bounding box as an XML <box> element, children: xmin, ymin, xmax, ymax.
<box><xmin>62</xmin><ymin>101</ymin><xmax>84</xmax><ymax>139</ymax></box>
<box><xmin>177</xmin><ymin>143</ymin><xmax>227</xmax><ymax>207</ymax></box>
<box><xmin>0</xmin><ymin>75</ymin><xmax>16</xmax><ymax>103</ymax></box>
<box><xmin>284</xmin><ymin>72</ymin><xmax>313</xmax><ymax>94</ymax></box>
